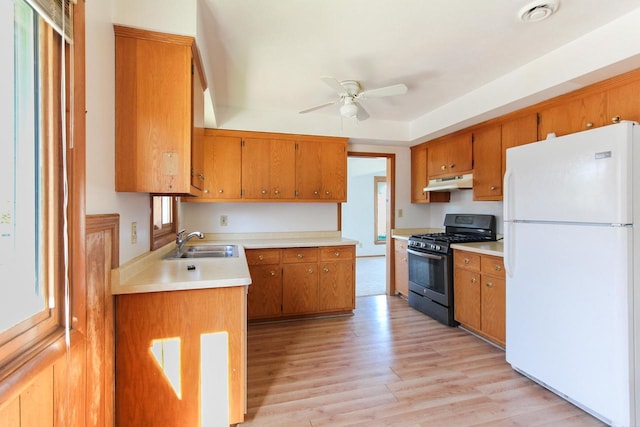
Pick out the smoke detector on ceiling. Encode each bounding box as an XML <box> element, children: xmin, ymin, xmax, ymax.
<box><xmin>519</xmin><ymin>0</ymin><xmax>559</xmax><ymax>22</ymax></box>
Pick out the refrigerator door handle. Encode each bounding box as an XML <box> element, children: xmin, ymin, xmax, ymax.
<box><xmin>504</xmin><ymin>221</ymin><xmax>515</xmax><ymax>278</ymax></box>
<box><xmin>504</xmin><ymin>168</ymin><xmax>514</xmax><ymax>222</ymax></box>
<box><xmin>503</xmin><ymin>167</ymin><xmax>514</xmax><ymax>277</ymax></box>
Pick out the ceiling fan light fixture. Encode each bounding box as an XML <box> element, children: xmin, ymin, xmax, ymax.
<box><xmin>340</xmin><ymin>99</ymin><xmax>358</xmax><ymax>118</ymax></box>
<box><xmin>519</xmin><ymin>0</ymin><xmax>559</xmax><ymax>22</ymax></box>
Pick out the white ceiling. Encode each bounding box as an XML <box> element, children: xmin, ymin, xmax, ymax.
<box><xmin>196</xmin><ymin>0</ymin><xmax>640</xmax><ymax>145</ymax></box>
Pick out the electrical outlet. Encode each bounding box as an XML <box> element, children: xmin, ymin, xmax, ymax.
<box><xmin>130</xmin><ymin>221</ymin><xmax>137</xmax><ymax>244</ymax></box>
<box><xmin>398</xmin><ymin>209</ymin><xmax>403</xmax><ymax>218</ymax></box>
<box><xmin>220</xmin><ymin>215</ymin><xmax>228</xmax><ymax>226</ymax></box>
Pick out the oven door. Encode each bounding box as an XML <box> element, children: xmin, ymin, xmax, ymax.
<box><xmin>407</xmin><ymin>248</ymin><xmax>451</xmax><ymax>307</ymax></box>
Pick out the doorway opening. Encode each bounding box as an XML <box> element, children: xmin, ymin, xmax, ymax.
<box><xmin>342</xmin><ymin>152</ymin><xmax>395</xmax><ymax>297</ymax></box>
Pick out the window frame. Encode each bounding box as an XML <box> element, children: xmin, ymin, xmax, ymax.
<box><xmin>150</xmin><ymin>195</ymin><xmax>179</xmax><ymax>250</ymax></box>
<box><xmin>0</xmin><ymin>1</ymin><xmax>77</xmax><ymax>381</ymax></box>
<box><xmin>374</xmin><ymin>176</ymin><xmax>387</xmax><ymax>245</ymax></box>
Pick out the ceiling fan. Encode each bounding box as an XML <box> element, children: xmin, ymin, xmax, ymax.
<box><xmin>299</xmin><ymin>77</ymin><xmax>408</xmax><ymax>121</ymax></box>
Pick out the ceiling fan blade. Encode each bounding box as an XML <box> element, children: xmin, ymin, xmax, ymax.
<box><xmin>355</xmin><ymin>102</ymin><xmax>370</xmax><ymax>121</ymax></box>
<box><xmin>357</xmin><ymin>83</ymin><xmax>407</xmax><ymax>99</ymax></box>
<box><xmin>299</xmin><ymin>101</ymin><xmax>336</xmax><ymax>114</ymax></box>
<box><xmin>320</xmin><ymin>76</ymin><xmax>348</xmax><ymax>96</ymax></box>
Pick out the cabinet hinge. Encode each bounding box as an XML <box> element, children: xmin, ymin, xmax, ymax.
<box><xmin>295</xmin><ymin>143</ymin><xmax>299</xmax><ymax>150</ymax></box>
<box><xmin>241</xmin><ymin>139</ymin><xmax>245</xmax><ymax>147</ymax></box>
<box><xmin>537</xmin><ymin>113</ymin><xmax>541</xmax><ymax>125</ymax></box>
<box><xmin>191</xmin><ymin>63</ymin><xmax>194</xmax><ymax>75</ymax></box>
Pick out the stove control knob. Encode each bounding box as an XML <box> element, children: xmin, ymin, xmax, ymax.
<box><xmin>435</xmin><ymin>245</ymin><xmax>441</xmax><ymax>251</ymax></box>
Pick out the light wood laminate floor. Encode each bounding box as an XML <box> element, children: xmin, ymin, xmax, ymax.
<box><xmin>242</xmin><ymin>295</ymin><xmax>604</xmax><ymax>427</ymax></box>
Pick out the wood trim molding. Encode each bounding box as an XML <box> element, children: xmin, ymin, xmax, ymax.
<box><xmin>86</xmin><ymin>214</ymin><xmax>120</xmax><ymax>269</ymax></box>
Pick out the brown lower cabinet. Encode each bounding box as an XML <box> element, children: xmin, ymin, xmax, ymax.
<box><xmin>453</xmin><ymin>250</ymin><xmax>506</xmax><ymax>347</ymax></box>
<box><xmin>393</xmin><ymin>238</ymin><xmax>409</xmax><ymax>298</ymax></box>
<box><xmin>115</xmin><ymin>286</ymin><xmax>247</xmax><ymax>425</ymax></box>
<box><xmin>247</xmin><ymin>245</ymin><xmax>355</xmax><ymax>321</ymax></box>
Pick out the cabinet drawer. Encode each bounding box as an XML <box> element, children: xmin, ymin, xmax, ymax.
<box><xmin>282</xmin><ymin>247</ymin><xmax>318</xmax><ymax>263</ymax></box>
<box><xmin>320</xmin><ymin>245</ymin><xmax>354</xmax><ymax>261</ymax></box>
<box><xmin>481</xmin><ymin>255</ymin><xmax>505</xmax><ymax>278</ymax></box>
<box><xmin>246</xmin><ymin>249</ymin><xmax>281</xmax><ymax>265</ymax></box>
<box><xmin>454</xmin><ymin>251</ymin><xmax>481</xmax><ymax>271</ymax></box>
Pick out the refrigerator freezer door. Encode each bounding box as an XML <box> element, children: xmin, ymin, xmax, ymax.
<box><xmin>504</xmin><ymin>122</ymin><xmax>635</xmax><ymax>225</ymax></box>
<box><xmin>505</xmin><ymin>221</ymin><xmax>632</xmax><ymax>425</ymax></box>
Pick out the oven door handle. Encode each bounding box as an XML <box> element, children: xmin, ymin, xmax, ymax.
<box><xmin>407</xmin><ymin>248</ymin><xmax>443</xmax><ymax>260</ymax></box>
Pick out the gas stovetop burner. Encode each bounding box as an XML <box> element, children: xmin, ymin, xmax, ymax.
<box><xmin>408</xmin><ymin>214</ymin><xmax>497</xmax><ymax>254</ymax></box>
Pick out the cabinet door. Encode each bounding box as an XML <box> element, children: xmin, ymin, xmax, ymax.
<box><xmin>242</xmin><ymin>138</ymin><xmax>296</xmax><ymax>200</ymax></box>
<box><xmin>501</xmin><ymin>114</ymin><xmax>537</xmax><ymax>177</ymax></box>
<box><xmin>454</xmin><ymin>268</ymin><xmax>481</xmax><ymax>329</ymax></box>
<box><xmin>481</xmin><ymin>275</ymin><xmax>506</xmax><ymax>346</ymax></box>
<box><xmin>247</xmin><ymin>264</ymin><xmax>282</xmax><ymax>319</ymax></box>
<box><xmin>472</xmin><ymin>125</ymin><xmax>502</xmax><ymax>201</ymax></box>
<box><xmin>606</xmin><ymin>78</ymin><xmax>640</xmax><ymax>125</ymax></box>
<box><xmin>201</xmin><ymin>135</ymin><xmax>242</xmax><ymax>200</ymax></box>
<box><xmin>537</xmin><ymin>92</ymin><xmax>606</xmax><ymax>139</ymax></box>
<box><xmin>296</xmin><ymin>139</ymin><xmax>347</xmax><ymax>201</ymax></box>
<box><xmin>318</xmin><ymin>261</ymin><xmax>354</xmax><ymax>311</ymax></box>
<box><xmin>428</xmin><ymin>133</ymin><xmax>472</xmax><ymax>179</ymax></box>
<box><xmin>282</xmin><ymin>263</ymin><xmax>318</xmax><ymax>314</ymax></box>
<box><xmin>410</xmin><ymin>145</ymin><xmax>450</xmax><ymax>204</ymax></box>
<box><xmin>190</xmin><ymin>60</ymin><xmax>205</xmax><ymax>190</ymax></box>
<box><xmin>394</xmin><ymin>239</ymin><xmax>409</xmax><ymax>297</ymax></box>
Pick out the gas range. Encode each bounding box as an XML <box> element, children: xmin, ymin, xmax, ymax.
<box><xmin>408</xmin><ymin>214</ymin><xmax>497</xmax><ymax>255</ymax></box>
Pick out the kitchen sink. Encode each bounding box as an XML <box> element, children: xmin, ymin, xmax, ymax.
<box><xmin>164</xmin><ymin>244</ymin><xmax>239</xmax><ymax>259</ymax></box>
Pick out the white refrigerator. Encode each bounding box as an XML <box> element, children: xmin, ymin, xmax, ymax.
<box><xmin>504</xmin><ymin>121</ymin><xmax>639</xmax><ymax>426</ymax></box>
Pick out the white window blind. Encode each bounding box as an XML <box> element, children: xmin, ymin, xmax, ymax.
<box><xmin>24</xmin><ymin>0</ymin><xmax>73</xmax><ymax>41</ymax></box>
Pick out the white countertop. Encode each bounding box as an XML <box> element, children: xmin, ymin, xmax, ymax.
<box><xmin>451</xmin><ymin>240</ymin><xmax>504</xmax><ymax>257</ymax></box>
<box><xmin>112</xmin><ymin>231</ymin><xmax>358</xmax><ymax>295</ymax></box>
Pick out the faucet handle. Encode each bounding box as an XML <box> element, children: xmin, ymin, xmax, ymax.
<box><xmin>176</xmin><ymin>229</ymin><xmax>186</xmax><ymax>243</ymax></box>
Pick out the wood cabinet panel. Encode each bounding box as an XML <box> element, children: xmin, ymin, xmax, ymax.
<box><xmin>115</xmin><ymin>287</ymin><xmax>246</xmax><ymax>425</ymax></box>
<box><xmin>454</xmin><ymin>250</ymin><xmax>505</xmax><ymax>346</ymax></box>
<box><xmin>282</xmin><ymin>247</ymin><xmax>319</xmax><ymax>264</ymax></box>
<box><xmin>296</xmin><ymin>139</ymin><xmax>347</xmax><ymax>201</ymax></box>
<box><xmin>114</xmin><ymin>26</ymin><xmax>204</xmax><ymax>195</ymax></box>
<box><xmin>538</xmin><ymin>92</ymin><xmax>606</xmax><ymax>139</ymax></box>
<box><xmin>247</xmin><ymin>264</ymin><xmax>282</xmax><ymax>319</ymax></box>
<box><xmin>320</xmin><ymin>245</ymin><xmax>354</xmax><ymax>261</ymax></box>
<box><xmin>246</xmin><ymin>248</ymin><xmax>281</xmax><ymax>265</ymax></box>
<box><xmin>427</xmin><ymin>133</ymin><xmax>472</xmax><ymax>179</ymax></box>
<box><xmin>319</xmin><ymin>260</ymin><xmax>354</xmax><ymax>311</ymax></box>
<box><xmin>501</xmin><ymin>114</ymin><xmax>538</xmax><ymax>178</ymax></box>
<box><xmin>606</xmin><ymin>77</ymin><xmax>640</xmax><ymax>125</ymax></box>
<box><xmin>200</xmin><ymin>134</ymin><xmax>242</xmax><ymax>200</ymax></box>
<box><xmin>282</xmin><ymin>263</ymin><xmax>319</xmax><ymax>314</ymax></box>
<box><xmin>410</xmin><ymin>144</ymin><xmax>450</xmax><ymax>204</ymax></box>
<box><xmin>393</xmin><ymin>239</ymin><xmax>409</xmax><ymax>298</ymax></box>
<box><xmin>190</xmin><ymin>62</ymin><xmax>205</xmax><ymax>191</ymax></box>
<box><xmin>472</xmin><ymin>125</ymin><xmax>502</xmax><ymax>201</ymax></box>
<box><xmin>242</xmin><ymin>138</ymin><xmax>296</xmax><ymax>200</ymax></box>
<box><xmin>454</xmin><ymin>268</ymin><xmax>481</xmax><ymax>330</ymax></box>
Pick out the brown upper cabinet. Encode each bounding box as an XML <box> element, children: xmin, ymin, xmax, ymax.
<box><xmin>410</xmin><ymin>144</ymin><xmax>450</xmax><ymax>203</ymax></box>
<box><xmin>427</xmin><ymin>132</ymin><xmax>473</xmax><ymax>179</ymax></box>
<box><xmin>200</xmin><ymin>133</ymin><xmax>242</xmax><ymax>200</ymax></box>
<box><xmin>114</xmin><ymin>25</ymin><xmax>206</xmax><ymax>195</ymax></box>
<box><xmin>501</xmin><ymin>115</ymin><xmax>538</xmax><ymax>181</ymax></box>
<box><xmin>472</xmin><ymin>125</ymin><xmax>502</xmax><ymax>201</ymax></box>
<box><xmin>242</xmin><ymin>138</ymin><xmax>297</xmax><ymax>200</ymax></box>
<box><xmin>296</xmin><ymin>138</ymin><xmax>347</xmax><ymax>201</ymax></box>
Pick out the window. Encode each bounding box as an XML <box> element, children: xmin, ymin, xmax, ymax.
<box><xmin>374</xmin><ymin>176</ymin><xmax>387</xmax><ymax>244</ymax></box>
<box><xmin>0</xmin><ymin>0</ymin><xmax>72</xmax><ymax>369</ymax></box>
<box><xmin>151</xmin><ymin>196</ymin><xmax>179</xmax><ymax>250</ymax></box>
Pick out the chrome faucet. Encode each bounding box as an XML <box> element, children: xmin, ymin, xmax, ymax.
<box><xmin>176</xmin><ymin>229</ymin><xmax>205</xmax><ymax>254</ymax></box>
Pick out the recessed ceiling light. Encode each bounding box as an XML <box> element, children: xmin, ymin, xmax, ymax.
<box><xmin>519</xmin><ymin>0</ymin><xmax>559</xmax><ymax>22</ymax></box>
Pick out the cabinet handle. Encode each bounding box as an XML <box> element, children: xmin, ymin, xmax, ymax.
<box><xmin>199</xmin><ymin>174</ymin><xmax>205</xmax><ymax>181</ymax></box>
<box><xmin>323</xmin><ymin>267</ymin><xmax>329</xmax><ymax>273</ymax></box>
<box><xmin>486</xmin><ymin>281</ymin><xmax>494</xmax><ymax>288</ymax></box>
<box><xmin>274</xmin><ymin>189</ymin><xmax>280</xmax><ymax>195</ymax></box>
<box><xmin>204</xmin><ymin>189</ymin><xmax>210</xmax><ymax>194</ymax></box>
<box><xmin>471</xmin><ymin>277</ymin><xmax>477</xmax><ymax>284</ymax></box>
<box><xmin>334</xmin><ymin>251</ymin><xmax>340</xmax><ymax>257</ymax></box>
<box><xmin>218</xmin><ymin>189</ymin><xmax>224</xmax><ymax>194</ymax></box>
<box><xmin>258</xmin><ymin>255</ymin><xmax>264</xmax><ymax>261</ymax></box>
<box><xmin>612</xmin><ymin>115</ymin><xmax>621</xmax><ymax>123</ymax></box>
<box><xmin>440</xmin><ymin>165</ymin><xmax>446</xmax><ymax>171</ymax></box>
<box><xmin>270</xmin><ymin>270</ymin><xmax>276</xmax><ymax>277</ymax></box>
<box><xmin>261</xmin><ymin>189</ymin><xmax>268</xmax><ymax>195</ymax></box>
<box><xmin>495</xmin><ymin>265</ymin><xmax>502</xmax><ymax>271</ymax></box>
<box><xmin>464</xmin><ymin>258</ymin><xmax>470</xmax><ymax>264</ymax></box>
<box><xmin>297</xmin><ymin>253</ymin><xmax>303</xmax><ymax>259</ymax></box>
<box><xmin>325</xmin><ymin>190</ymin><xmax>331</xmax><ymax>195</ymax></box>
<box><xmin>307</xmin><ymin>268</ymin><xmax>314</xmax><ymax>274</ymax></box>
<box><xmin>449</xmin><ymin>163</ymin><xmax>455</xmax><ymax>169</ymax></box>
<box><xmin>314</xmin><ymin>190</ymin><xmax>319</xmax><ymax>195</ymax></box>
<box><xmin>586</xmin><ymin>122</ymin><xmax>594</xmax><ymax>128</ymax></box>
<box><xmin>490</xmin><ymin>186</ymin><xmax>496</xmax><ymax>190</ymax></box>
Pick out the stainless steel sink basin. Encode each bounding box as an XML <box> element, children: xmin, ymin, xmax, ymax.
<box><xmin>164</xmin><ymin>244</ymin><xmax>239</xmax><ymax>259</ymax></box>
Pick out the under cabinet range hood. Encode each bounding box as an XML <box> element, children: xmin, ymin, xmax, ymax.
<box><xmin>423</xmin><ymin>174</ymin><xmax>473</xmax><ymax>192</ymax></box>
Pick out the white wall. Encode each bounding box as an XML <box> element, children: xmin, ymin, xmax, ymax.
<box><xmin>342</xmin><ymin>157</ymin><xmax>386</xmax><ymax>257</ymax></box>
<box><xmin>85</xmin><ymin>0</ymin><xmax>151</xmax><ymax>264</ymax></box>
<box><xmin>428</xmin><ymin>192</ymin><xmax>504</xmax><ymax>234</ymax></box>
